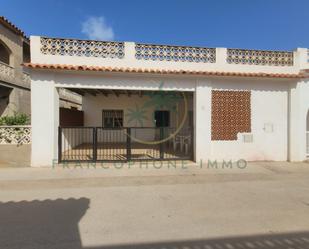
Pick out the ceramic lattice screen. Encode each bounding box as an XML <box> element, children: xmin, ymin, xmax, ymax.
<box><xmin>211</xmin><ymin>90</ymin><xmax>251</xmax><ymax>140</ymax></box>
<box><xmin>135</xmin><ymin>43</ymin><xmax>216</xmax><ymax>63</ymax></box>
<box><xmin>40</xmin><ymin>37</ymin><xmax>125</xmax><ymax>59</ymax></box>
<box><xmin>226</xmin><ymin>49</ymin><xmax>293</xmax><ymax>66</ymax></box>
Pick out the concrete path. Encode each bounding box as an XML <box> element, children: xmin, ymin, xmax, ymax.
<box><xmin>0</xmin><ymin>162</ymin><xmax>309</xmax><ymax>249</ymax></box>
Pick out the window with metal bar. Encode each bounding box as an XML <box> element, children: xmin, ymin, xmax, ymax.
<box><xmin>102</xmin><ymin>110</ymin><xmax>123</xmax><ymax>128</ymax></box>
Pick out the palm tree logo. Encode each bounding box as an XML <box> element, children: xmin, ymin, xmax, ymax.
<box><xmin>143</xmin><ymin>82</ymin><xmax>182</xmax><ymax>112</ymax></box>
<box><xmin>124</xmin><ymin>82</ymin><xmax>188</xmax><ymax>145</ymax></box>
<box><xmin>126</xmin><ymin>104</ymin><xmax>148</xmax><ymax>127</ymax></box>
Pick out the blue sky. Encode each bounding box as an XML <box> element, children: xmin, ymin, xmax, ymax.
<box><xmin>1</xmin><ymin>0</ymin><xmax>308</xmax><ymax>50</ymax></box>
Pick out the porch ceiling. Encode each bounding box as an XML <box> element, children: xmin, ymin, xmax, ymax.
<box><xmin>64</xmin><ymin>88</ymin><xmax>193</xmax><ymax>97</ymax></box>
<box><xmin>67</xmin><ymin>88</ymin><xmax>142</xmax><ymax>97</ymax></box>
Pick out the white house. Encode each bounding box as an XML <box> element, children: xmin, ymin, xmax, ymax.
<box><xmin>25</xmin><ymin>36</ymin><xmax>309</xmax><ymax>167</ymax></box>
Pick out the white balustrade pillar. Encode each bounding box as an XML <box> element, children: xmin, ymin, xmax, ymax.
<box><xmin>124</xmin><ymin>42</ymin><xmax>136</xmax><ymax>64</ymax></box>
<box><xmin>294</xmin><ymin>48</ymin><xmax>308</xmax><ymax>70</ymax></box>
<box><xmin>215</xmin><ymin>47</ymin><xmax>228</xmax><ymax>69</ymax></box>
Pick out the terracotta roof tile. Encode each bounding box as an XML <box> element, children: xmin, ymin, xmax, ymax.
<box><xmin>23</xmin><ymin>63</ymin><xmax>304</xmax><ymax>79</ymax></box>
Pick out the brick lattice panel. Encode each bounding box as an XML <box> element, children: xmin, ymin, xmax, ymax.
<box><xmin>211</xmin><ymin>90</ymin><xmax>251</xmax><ymax>140</ymax></box>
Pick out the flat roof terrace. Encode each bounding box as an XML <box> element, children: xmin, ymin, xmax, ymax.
<box><xmin>28</xmin><ymin>36</ymin><xmax>309</xmax><ymax>75</ymax></box>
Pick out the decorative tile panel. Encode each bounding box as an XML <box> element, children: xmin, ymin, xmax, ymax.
<box><xmin>227</xmin><ymin>49</ymin><xmax>293</xmax><ymax>66</ymax></box>
<box><xmin>40</xmin><ymin>37</ymin><xmax>125</xmax><ymax>59</ymax></box>
<box><xmin>211</xmin><ymin>90</ymin><xmax>251</xmax><ymax>140</ymax></box>
<box><xmin>135</xmin><ymin>43</ymin><xmax>216</xmax><ymax>63</ymax></box>
<box><xmin>0</xmin><ymin>126</ymin><xmax>31</xmax><ymax>144</ymax></box>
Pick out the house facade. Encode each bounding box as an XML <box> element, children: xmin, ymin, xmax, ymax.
<box><xmin>26</xmin><ymin>36</ymin><xmax>309</xmax><ymax>167</ymax></box>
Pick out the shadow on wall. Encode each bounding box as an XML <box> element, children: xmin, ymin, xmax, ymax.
<box><xmin>0</xmin><ymin>198</ymin><xmax>89</xmax><ymax>249</ymax></box>
<box><xmin>0</xmin><ymin>198</ymin><xmax>309</xmax><ymax>249</ymax></box>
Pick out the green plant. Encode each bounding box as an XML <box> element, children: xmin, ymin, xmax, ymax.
<box><xmin>0</xmin><ymin>113</ymin><xmax>30</xmax><ymax>125</ymax></box>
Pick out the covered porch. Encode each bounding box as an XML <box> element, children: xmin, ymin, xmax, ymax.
<box><xmin>58</xmin><ymin>88</ymin><xmax>194</xmax><ymax>162</ymax></box>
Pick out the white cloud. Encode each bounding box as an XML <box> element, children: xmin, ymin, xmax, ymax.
<box><xmin>81</xmin><ymin>16</ymin><xmax>114</xmax><ymax>41</ymax></box>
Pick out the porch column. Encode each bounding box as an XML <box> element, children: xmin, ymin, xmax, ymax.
<box><xmin>289</xmin><ymin>79</ymin><xmax>309</xmax><ymax>161</ymax></box>
<box><xmin>31</xmin><ymin>71</ymin><xmax>59</xmax><ymax>167</ymax></box>
<box><xmin>194</xmin><ymin>80</ymin><xmax>212</xmax><ymax>163</ymax></box>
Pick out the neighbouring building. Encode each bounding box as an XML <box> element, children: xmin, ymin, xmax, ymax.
<box><xmin>0</xmin><ymin>16</ymin><xmax>82</xmax><ymax>119</ymax></box>
<box><xmin>25</xmin><ymin>36</ymin><xmax>309</xmax><ymax>167</ymax></box>
<box><xmin>0</xmin><ymin>16</ymin><xmax>31</xmax><ymax>116</ymax></box>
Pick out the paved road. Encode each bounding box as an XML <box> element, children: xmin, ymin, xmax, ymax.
<box><xmin>0</xmin><ymin>162</ymin><xmax>309</xmax><ymax>249</ymax></box>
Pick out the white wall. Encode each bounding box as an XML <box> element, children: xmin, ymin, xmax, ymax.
<box><xmin>83</xmin><ymin>93</ymin><xmax>193</xmax><ymax>143</ymax></box>
<box><xmin>195</xmin><ymin>77</ymin><xmax>291</xmax><ymax>162</ymax></box>
<box><xmin>84</xmin><ymin>94</ymin><xmax>157</xmax><ymax>143</ymax></box>
<box><xmin>84</xmin><ymin>94</ymin><xmax>153</xmax><ymax>127</ymax></box>
<box><xmin>31</xmin><ymin>71</ymin><xmax>59</xmax><ymax>167</ymax></box>
<box><xmin>307</xmin><ymin>111</ymin><xmax>309</xmax><ymax>131</ymax></box>
<box><xmin>289</xmin><ymin>79</ymin><xmax>309</xmax><ymax>161</ymax></box>
<box><xmin>194</xmin><ymin>80</ymin><xmax>212</xmax><ymax>162</ymax></box>
<box><xmin>83</xmin><ymin>94</ymin><xmax>192</xmax><ymax>126</ymax></box>
<box><xmin>54</xmin><ymin>71</ymin><xmax>195</xmax><ymax>92</ymax></box>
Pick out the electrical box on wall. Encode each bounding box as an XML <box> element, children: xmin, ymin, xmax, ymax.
<box><xmin>243</xmin><ymin>134</ymin><xmax>253</xmax><ymax>143</ymax></box>
<box><xmin>264</xmin><ymin>123</ymin><xmax>274</xmax><ymax>133</ymax></box>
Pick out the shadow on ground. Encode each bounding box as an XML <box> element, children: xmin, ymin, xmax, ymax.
<box><xmin>0</xmin><ymin>199</ymin><xmax>309</xmax><ymax>249</ymax></box>
<box><xmin>0</xmin><ymin>198</ymin><xmax>89</xmax><ymax>249</ymax></box>
<box><xmin>89</xmin><ymin>232</ymin><xmax>309</xmax><ymax>249</ymax></box>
